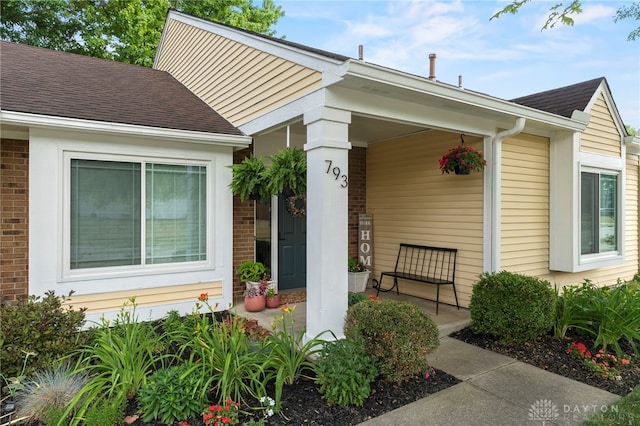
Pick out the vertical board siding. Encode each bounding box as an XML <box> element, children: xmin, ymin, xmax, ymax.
<box><xmin>367</xmin><ymin>131</ymin><xmax>485</xmax><ymax>307</ymax></box>
<box><xmin>156</xmin><ymin>19</ymin><xmax>323</xmax><ymax>126</ymax></box>
<box><xmin>500</xmin><ymin>134</ymin><xmax>550</xmax><ymax>276</ymax></box>
<box><xmin>580</xmin><ymin>95</ymin><xmax>621</xmax><ymax>157</ymax></box>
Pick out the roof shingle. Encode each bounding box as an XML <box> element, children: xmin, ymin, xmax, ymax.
<box><xmin>0</xmin><ymin>41</ymin><xmax>243</xmax><ymax>136</ymax></box>
<box><xmin>510</xmin><ymin>77</ymin><xmax>605</xmax><ymax>118</ymax></box>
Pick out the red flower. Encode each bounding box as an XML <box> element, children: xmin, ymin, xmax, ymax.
<box><xmin>198</xmin><ymin>292</ymin><xmax>209</xmax><ymax>301</ymax></box>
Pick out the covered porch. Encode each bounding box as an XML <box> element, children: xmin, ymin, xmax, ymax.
<box><xmin>235</xmin><ymin>288</ymin><xmax>471</xmax><ymax>339</ymax></box>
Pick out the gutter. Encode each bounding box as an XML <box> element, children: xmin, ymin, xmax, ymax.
<box><xmin>489</xmin><ymin>118</ymin><xmax>526</xmax><ymax>272</ymax></box>
<box><xmin>0</xmin><ymin>111</ymin><xmax>251</xmax><ymax>148</ymax></box>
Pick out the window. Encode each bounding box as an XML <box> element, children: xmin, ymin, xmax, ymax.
<box><xmin>70</xmin><ymin>159</ymin><xmax>207</xmax><ymax>270</ymax></box>
<box><xmin>581</xmin><ymin>171</ymin><xmax>618</xmax><ymax>255</ymax></box>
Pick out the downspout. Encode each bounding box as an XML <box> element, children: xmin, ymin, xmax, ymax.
<box><xmin>489</xmin><ymin>117</ymin><xmax>526</xmax><ymax>272</ymax></box>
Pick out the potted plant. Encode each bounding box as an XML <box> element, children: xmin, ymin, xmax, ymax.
<box><xmin>228</xmin><ymin>154</ymin><xmax>270</xmax><ymax>202</ymax></box>
<box><xmin>438</xmin><ymin>144</ymin><xmax>487</xmax><ymax>175</ymax></box>
<box><xmin>237</xmin><ymin>260</ymin><xmax>268</xmax><ymax>286</ymax></box>
<box><xmin>243</xmin><ymin>282</ymin><xmax>268</xmax><ymax>312</ymax></box>
<box><xmin>266</xmin><ymin>147</ymin><xmax>307</xmax><ymax>196</ymax></box>
<box><xmin>265</xmin><ymin>286</ymin><xmax>280</xmax><ymax>308</ymax></box>
<box><xmin>348</xmin><ymin>256</ymin><xmax>370</xmax><ymax>293</ymax></box>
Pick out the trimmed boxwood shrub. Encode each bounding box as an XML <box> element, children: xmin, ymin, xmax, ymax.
<box><xmin>469</xmin><ymin>271</ymin><xmax>555</xmax><ymax>343</ymax></box>
<box><xmin>344</xmin><ymin>299</ymin><xmax>439</xmax><ymax>382</ymax></box>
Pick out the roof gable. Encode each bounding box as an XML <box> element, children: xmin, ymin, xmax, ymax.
<box><xmin>0</xmin><ymin>41</ymin><xmax>243</xmax><ymax>136</ymax></box>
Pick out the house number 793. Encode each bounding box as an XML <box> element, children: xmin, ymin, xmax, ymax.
<box><xmin>325</xmin><ymin>160</ymin><xmax>348</xmax><ymax>188</ymax></box>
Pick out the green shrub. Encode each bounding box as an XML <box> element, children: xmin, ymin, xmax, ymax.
<box><xmin>344</xmin><ymin>299</ymin><xmax>439</xmax><ymax>382</ymax></box>
<box><xmin>348</xmin><ymin>292</ymin><xmax>369</xmax><ymax>307</ymax></box>
<box><xmin>83</xmin><ymin>399</ymin><xmax>125</xmax><ymax>426</ymax></box>
<box><xmin>470</xmin><ymin>271</ymin><xmax>555</xmax><ymax>343</ymax></box>
<box><xmin>0</xmin><ymin>291</ymin><xmax>86</xmax><ymax>378</ymax></box>
<box><xmin>138</xmin><ymin>363</ymin><xmax>204</xmax><ymax>424</ymax></box>
<box><xmin>315</xmin><ymin>332</ymin><xmax>377</xmax><ymax>406</ymax></box>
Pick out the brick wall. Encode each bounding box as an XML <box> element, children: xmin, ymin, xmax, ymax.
<box><xmin>348</xmin><ymin>147</ymin><xmax>367</xmax><ymax>258</ymax></box>
<box><xmin>232</xmin><ymin>147</ymin><xmax>255</xmax><ymax>303</ymax></box>
<box><xmin>1</xmin><ymin>139</ymin><xmax>29</xmax><ymax>305</ymax></box>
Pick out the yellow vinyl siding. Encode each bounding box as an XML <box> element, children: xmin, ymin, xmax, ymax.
<box><xmin>156</xmin><ymin>19</ymin><xmax>322</xmax><ymax>126</ymax></box>
<box><xmin>501</xmin><ymin>134</ymin><xmax>550</xmax><ymax>276</ymax></box>
<box><xmin>367</xmin><ymin>130</ymin><xmax>484</xmax><ymax>307</ymax></box>
<box><xmin>580</xmin><ymin>94</ymin><xmax>621</xmax><ymax>157</ymax></box>
<box><xmin>63</xmin><ymin>281</ymin><xmax>223</xmax><ymax>314</ymax></box>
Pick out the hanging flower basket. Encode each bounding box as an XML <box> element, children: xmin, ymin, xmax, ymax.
<box><xmin>439</xmin><ymin>143</ymin><xmax>487</xmax><ymax>175</ymax></box>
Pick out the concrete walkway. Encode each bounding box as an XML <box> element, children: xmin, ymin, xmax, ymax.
<box><xmin>359</xmin><ymin>336</ymin><xmax>620</xmax><ymax>426</ymax></box>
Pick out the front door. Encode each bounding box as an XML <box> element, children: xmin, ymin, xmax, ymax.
<box><xmin>278</xmin><ymin>194</ymin><xmax>306</xmax><ymax>290</ymax></box>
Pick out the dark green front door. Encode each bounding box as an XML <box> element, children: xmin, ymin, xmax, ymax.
<box><xmin>278</xmin><ymin>195</ymin><xmax>306</xmax><ymax>290</ymax></box>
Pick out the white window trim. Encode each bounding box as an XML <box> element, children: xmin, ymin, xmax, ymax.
<box><xmin>60</xmin><ymin>150</ymin><xmax>214</xmax><ymax>282</ymax></box>
<box><xmin>577</xmin><ymin>152</ymin><xmax>625</xmax><ymax>270</ymax></box>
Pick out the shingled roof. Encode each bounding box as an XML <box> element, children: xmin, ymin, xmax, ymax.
<box><xmin>510</xmin><ymin>77</ymin><xmax>605</xmax><ymax>119</ymax></box>
<box><xmin>0</xmin><ymin>41</ymin><xmax>243</xmax><ymax>136</ymax></box>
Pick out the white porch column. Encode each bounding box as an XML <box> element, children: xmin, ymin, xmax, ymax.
<box><xmin>303</xmin><ymin>106</ymin><xmax>351</xmax><ymax>341</ymax></box>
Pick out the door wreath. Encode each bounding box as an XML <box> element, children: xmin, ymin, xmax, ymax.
<box><xmin>286</xmin><ymin>194</ymin><xmax>306</xmax><ymax>217</ymax></box>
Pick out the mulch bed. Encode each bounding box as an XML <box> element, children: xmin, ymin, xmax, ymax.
<box><xmin>123</xmin><ymin>369</ymin><xmax>460</xmax><ymax>426</ymax></box>
<box><xmin>450</xmin><ymin>327</ymin><xmax>640</xmax><ymax>396</ymax></box>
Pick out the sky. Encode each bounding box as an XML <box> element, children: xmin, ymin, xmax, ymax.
<box><xmin>271</xmin><ymin>0</ymin><xmax>640</xmax><ymax>130</ymax></box>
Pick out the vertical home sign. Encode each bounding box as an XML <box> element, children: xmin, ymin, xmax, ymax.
<box><xmin>358</xmin><ymin>214</ymin><xmax>373</xmax><ymax>270</ymax></box>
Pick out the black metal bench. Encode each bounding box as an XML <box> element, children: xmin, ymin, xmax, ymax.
<box><xmin>375</xmin><ymin>243</ymin><xmax>459</xmax><ymax>314</ymax></box>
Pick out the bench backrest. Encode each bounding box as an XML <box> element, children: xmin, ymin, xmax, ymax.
<box><xmin>395</xmin><ymin>243</ymin><xmax>457</xmax><ymax>283</ymax></box>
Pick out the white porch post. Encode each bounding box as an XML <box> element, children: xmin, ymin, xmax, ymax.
<box><xmin>303</xmin><ymin>106</ymin><xmax>351</xmax><ymax>341</ymax></box>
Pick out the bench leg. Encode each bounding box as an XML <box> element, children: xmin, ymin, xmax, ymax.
<box><xmin>376</xmin><ymin>275</ymin><xmax>400</xmax><ymax>296</ymax></box>
<box><xmin>452</xmin><ymin>283</ymin><xmax>460</xmax><ymax>310</ymax></box>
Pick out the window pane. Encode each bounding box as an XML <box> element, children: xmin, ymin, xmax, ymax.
<box><xmin>599</xmin><ymin>174</ymin><xmax>617</xmax><ymax>252</ymax></box>
<box><xmin>581</xmin><ymin>172</ymin><xmax>598</xmax><ymax>255</ymax></box>
<box><xmin>146</xmin><ymin>164</ymin><xmax>206</xmax><ymax>264</ymax></box>
<box><xmin>70</xmin><ymin>160</ymin><xmax>141</xmax><ymax>268</ymax></box>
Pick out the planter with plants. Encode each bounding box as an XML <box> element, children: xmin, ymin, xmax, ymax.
<box><xmin>348</xmin><ymin>256</ymin><xmax>370</xmax><ymax>293</ymax></box>
<box><xmin>438</xmin><ymin>141</ymin><xmax>487</xmax><ymax>175</ymax></box>
<box><xmin>266</xmin><ymin>147</ymin><xmax>307</xmax><ymax>197</ymax></box>
<box><xmin>243</xmin><ymin>282</ymin><xmax>268</xmax><ymax>312</ymax></box>
<box><xmin>237</xmin><ymin>260</ymin><xmax>269</xmax><ymax>287</ymax></box>
<box><xmin>265</xmin><ymin>287</ymin><xmax>280</xmax><ymax>308</ymax></box>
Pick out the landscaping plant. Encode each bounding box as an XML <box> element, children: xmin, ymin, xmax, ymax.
<box><xmin>469</xmin><ymin>271</ymin><xmax>555</xmax><ymax>343</ymax></box>
<box><xmin>315</xmin><ymin>331</ymin><xmax>378</xmax><ymax>407</ymax></box>
<box><xmin>0</xmin><ymin>291</ymin><xmax>86</xmax><ymax>378</ymax></box>
<box><xmin>65</xmin><ymin>298</ymin><xmax>169</xmax><ymax>423</ymax></box>
<box><xmin>82</xmin><ymin>398</ymin><xmax>125</xmax><ymax>426</ymax></box>
<box><xmin>263</xmin><ymin>304</ymin><xmax>328</xmax><ymax>406</ymax></box>
<box><xmin>138</xmin><ymin>362</ymin><xmax>204</xmax><ymax>424</ymax></box>
<box><xmin>554</xmin><ymin>280</ymin><xmax>640</xmax><ymax>357</ymax></box>
<box><xmin>15</xmin><ymin>363</ymin><xmax>87</xmax><ymax>423</ymax></box>
<box><xmin>182</xmin><ymin>298</ymin><xmax>269</xmax><ymax>407</ymax></box>
<box><xmin>344</xmin><ymin>299</ymin><xmax>439</xmax><ymax>382</ymax></box>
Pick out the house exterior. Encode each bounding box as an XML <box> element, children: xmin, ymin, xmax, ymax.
<box><xmin>0</xmin><ymin>41</ymin><xmax>252</xmax><ymax>322</ymax></box>
<box><xmin>153</xmin><ymin>10</ymin><xmax>640</xmax><ymax>339</ymax></box>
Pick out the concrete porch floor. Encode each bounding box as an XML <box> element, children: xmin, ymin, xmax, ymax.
<box><xmin>234</xmin><ymin>287</ymin><xmax>470</xmax><ymax>338</ymax></box>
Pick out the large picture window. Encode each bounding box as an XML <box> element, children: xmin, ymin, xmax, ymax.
<box><xmin>70</xmin><ymin>159</ymin><xmax>207</xmax><ymax>270</ymax></box>
<box><xmin>581</xmin><ymin>171</ymin><xmax>618</xmax><ymax>255</ymax></box>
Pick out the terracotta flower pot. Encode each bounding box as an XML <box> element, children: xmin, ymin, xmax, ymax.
<box><xmin>244</xmin><ymin>295</ymin><xmax>266</xmax><ymax>312</ymax></box>
<box><xmin>266</xmin><ymin>294</ymin><xmax>281</xmax><ymax>308</ymax></box>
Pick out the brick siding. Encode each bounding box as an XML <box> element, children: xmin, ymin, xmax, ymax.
<box><xmin>1</xmin><ymin>139</ymin><xmax>29</xmax><ymax>305</ymax></box>
<box><xmin>348</xmin><ymin>147</ymin><xmax>367</xmax><ymax>258</ymax></box>
<box><xmin>232</xmin><ymin>147</ymin><xmax>255</xmax><ymax>303</ymax></box>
